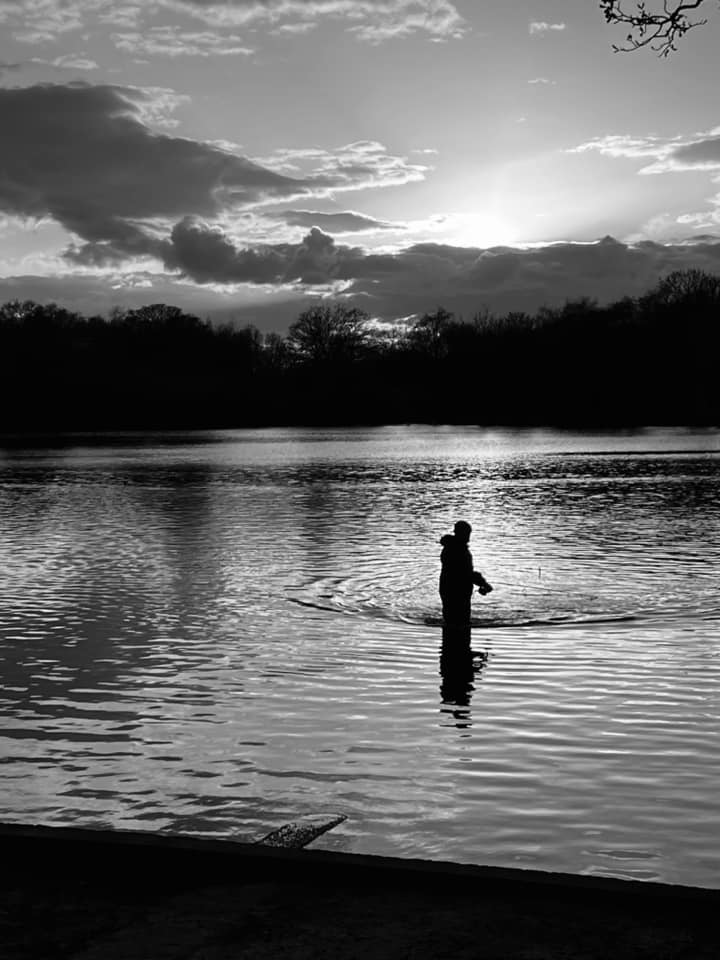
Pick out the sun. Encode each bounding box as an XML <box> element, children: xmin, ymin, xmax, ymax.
<box><xmin>432</xmin><ymin>212</ymin><xmax>518</xmax><ymax>248</ymax></box>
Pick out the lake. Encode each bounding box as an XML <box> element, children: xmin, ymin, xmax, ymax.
<box><xmin>1</xmin><ymin>426</ymin><xmax>719</xmax><ymax>886</ymax></box>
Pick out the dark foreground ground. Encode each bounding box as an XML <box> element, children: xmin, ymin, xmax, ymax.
<box><xmin>3</xmin><ymin>824</ymin><xmax>719</xmax><ymax>960</ymax></box>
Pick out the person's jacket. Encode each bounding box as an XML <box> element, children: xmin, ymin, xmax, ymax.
<box><xmin>439</xmin><ymin>535</ymin><xmax>474</xmax><ymax>594</ymax></box>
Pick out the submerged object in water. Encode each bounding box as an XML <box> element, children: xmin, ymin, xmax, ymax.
<box><xmin>256</xmin><ymin>814</ymin><xmax>347</xmax><ymax>849</ymax></box>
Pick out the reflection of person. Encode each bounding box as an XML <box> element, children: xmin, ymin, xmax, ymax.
<box><xmin>439</xmin><ymin>625</ymin><xmax>487</xmax><ymax>726</ymax></box>
<box><xmin>439</xmin><ymin>520</ymin><xmax>492</xmax><ymax>626</ymax></box>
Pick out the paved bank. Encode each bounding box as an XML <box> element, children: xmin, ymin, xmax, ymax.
<box><xmin>3</xmin><ymin>823</ymin><xmax>719</xmax><ymax>959</ymax></box>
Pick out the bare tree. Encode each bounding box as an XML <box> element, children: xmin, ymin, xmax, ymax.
<box><xmin>263</xmin><ymin>331</ymin><xmax>293</xmax><ymax>372</ymax></box>
<box><xmin>287</xmin><ymin>302</ymin><xmax>369</xmax><ymax>363</ymax></box>
<box><xmin>644</xmin><ymin>268</ymin><xmax>720</xmax><ymax>306</ymax></box>
<box><xmin>600</xmin><ymin>0</ymin><xmax>709</xmax><ymax>55</ymax></box>
<box><xmin>408</xmin><ymin>307</ymin><xmax>454</xmax><ymax>360</ymax></box>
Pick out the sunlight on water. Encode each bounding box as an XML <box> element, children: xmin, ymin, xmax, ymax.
<box><xmin>1</xmin><ymin>426</ymin><xmax>719</xmax><ymax>886</ymax></box>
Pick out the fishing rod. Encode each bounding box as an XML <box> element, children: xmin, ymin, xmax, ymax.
<box><xmin>492</xmin><ymin>579</ymin><xmax>547</xmax><ymax>592</ymax></box>
<box><xmin>490</xmin><ymin>570</ymin><xmax>567</xmax><ymax>594</ymax></box>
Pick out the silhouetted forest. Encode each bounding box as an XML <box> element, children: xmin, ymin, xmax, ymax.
<box><xmin>1</xmin><ymin>269</ymin><xmax>718</xmax><ymax>431</ymax></box>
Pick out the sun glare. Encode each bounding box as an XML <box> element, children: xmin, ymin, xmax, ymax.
<box><xmin>435</xmin><ymin>212</ymin><xmax>518</xmax><ymax>248</ymax></box>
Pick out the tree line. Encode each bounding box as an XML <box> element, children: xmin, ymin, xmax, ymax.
<box><xmin>0</xmin><ymin>268</ymin><xmax>718</xmax><ymax>431</ymax></box>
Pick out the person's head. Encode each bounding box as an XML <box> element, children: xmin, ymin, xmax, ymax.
<box><xmin>453</xmin><ymin>520</ymin><xmax>472</xmax><ymax>544</ymax></box>
<box><xmin>440</xmin><ymin>533</ymin><xmax>454</xmax><ymax>547</ymax></box>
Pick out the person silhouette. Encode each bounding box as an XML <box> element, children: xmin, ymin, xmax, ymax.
<box><xmin>439</xmin><ymin>520</ymin><xmax>492</xmax><ymax>627</ymax></box>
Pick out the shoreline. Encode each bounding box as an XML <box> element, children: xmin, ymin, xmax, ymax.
<box><xmin>3</xmin><ymin>822</ymin><xmax>719</xmax><ymax>959</ymax></box>
<box><xmin>2</xmin><ymin>422</ymin><xmax>720</xmax><ymax>440</ymax></box>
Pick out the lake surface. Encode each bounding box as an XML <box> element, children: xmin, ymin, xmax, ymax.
<box><xmin>1</xmin><ymin>426</ymin><xmax>719</xmax><ymax>886</ymax></box>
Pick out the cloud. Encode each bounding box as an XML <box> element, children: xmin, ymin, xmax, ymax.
<box><xmin>2</xmin><ymin>86</ymin><xmax>426</xmax><ymax>253</ymax></box>
<box><xmin>0</xmin><ymin>0</ymin><xmax>86</xmax><ymax>42</ymax></box>
<box><xmin>529</xmin><ymin>21</ymin><xmax>566</xmax><ymax>34</ymax></box>
<box><xmin>111</xmin><ymin>27</ymin><xmax>254</xmax><ymax>58</ymax></box>
<box><xmin>0</xmin><ymin>83</ymin><xmax>429</xmax><ymax>271</ymax></box>
<box><xmin>315</xmin><ymin>140</ymin><xmax>430</xmax><ymax>191</ymax></box>
<box><xmin>8</xmin><ymin>96</ymin><xmax>713</xmax><ymax>312</ymax></box>
<box><xmin>0</xmin><ymin>82</ymin><xmax>431</xmax><ymax>283</ymax></box>
<box><xmin>528</xmin><ymin>77</ymin><xmax>556</xmax><ymax>85</ymax></box>
<box><xmin>663</xmin><ymin>136</ymin><xmax>720</xmax><ymax>172</ymax></box>
<box><xmin>570</xmin><ymin>130</ymin><xmax>720</xmax><ymax>174</ymax></box>
<box><xmin>670</xmin><ymin>175</ymin><xmax>720</xmax><ymax>232</ymax></box>
<box><xmin>31</xmin><ymin>54</ymin><xmax>100</xmax><ymax>70</ymax></box>
<box><xmin>0</xmin><ymin>81</ymin><xmax>309</xmax><ymax>257</ymax></box>
<box><xmin>64</xmin><ymin>218</ymin><xmax>393</xmax><ymax>287</ymax></box>
<box><xmin>269</xmin><ymin>209</ymin><xmax>398</xmax><ymax>233</ymax></box>
<box><xmin>164</xmin><ymin>0</ymin><xmax>466</xmax><ymax>42</ymax></box>
<box><xmin>570</xmin><ymin>134</ymin><xmax>676</xmax><ymax>160</ymax></box>
<box><xmin>255</xmin><ymin>140</ymin><xmax>430</xmax><ymax>191</ymax></box>
<box><xmin>125</xmin><ymin>86</ymin><xmax>191</xmax><ymax>129</ymax></box>
<box><xmin>2</xmin><ymin>55</ymin><xmax>99</xmax><ymax>75</ymax></box>
<box><xmin>337</xmin><ymin>235</ymin><xmax>720</xmax><ymax>320</ymax></box>
<box><xmin>0</xmin><ymin>60</ymin><xmax>24</xmax><ymax>76</ymax></box>
<box><xmin>73</xmin><ymin>216</ymin><xmax>720</xmax><ymax>319</ymax></box>
<box><xmin>164</xmin><ymin>217</ymin><xmax>288</xmax><ymax>282</ymax></box>
<box><xmin>574</xmin><ymin>130</ymin><xmax>720</xmax><ymax>236</ymax></box>
<box><xmin>98</xmin><ymin>7</ymin><xmax>144</xmax><ymax>28</ymax></box>
<box><xmin>345</xmin><ymin>0</ymin><xmax>465</xmax><ymax>41</ymax></box>
<box><xmin>163</xmin><ymin>220</ymin><xmax>368</xmax><ymax>284</ymax></box>
<box><xmin>7</xmin><ymin>235</ymin><xmax>720</xmax><ymax>327</ymax></box>
<box><xmin>0</xmin><ymin>0</ymin><xmax>466</xmax><ymax>46</ymax></box>
<box><xmin>0</xmin><ymin>271</ymin><xmax>307</xmax><ymax>329</ymax></box>
<box><xmin>272</xmin><ymin>22</ymin><xmax>318</xmax><ymax>35</ymax></box>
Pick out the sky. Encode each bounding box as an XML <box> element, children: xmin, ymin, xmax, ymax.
<box><xmin>1</xmin><ymin>0</ymin><xmax>720</xmax><ymax>331</ymax></box>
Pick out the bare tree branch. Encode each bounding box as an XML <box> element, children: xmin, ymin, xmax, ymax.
<box><xmin>600</xmin><ymin>0</ymin><xmax>710</xmax><ymax>55</ymax></box>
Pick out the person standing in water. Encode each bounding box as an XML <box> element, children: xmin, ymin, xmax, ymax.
<box><xmin>439</xmin><ymin>520</ymin><xmax>492</xmax><ymax>626</ymax></box>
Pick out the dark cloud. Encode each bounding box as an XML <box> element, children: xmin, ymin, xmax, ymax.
<box><xmin>0</xmin><ymin>60</ymin><xmax>24</xmax><ymax>76</ymax></box>
<box><xmin>0</xmin><ymin>82</ymin><xmax>309</xmax><ymax>254</ymax></box>
<box><xmin>339</xmin><ymin>235</ymin><xmax>720</xmax><ymax>318</ymax></box>
<box><xmin>0</xmin><ymin>272</ymin><xmax>306</xmax><ymax>330</ymax></box>
<box><xmin>167</xmin><ymin>217</ymin><xmax>289</xmax><ymax>282</ymax></box>
<box><xmin>0</xmin><ymin>83</ymin><xmax>426</xmax><ymax>272</ymax></box>
<box><xmin>8</xmin><ymin>233</ymin><xmax>720</xmax><ymax>329</ymax></box>
<box><xmin>65</xmin><ymin>220</ymin><xmax>720</xmax><ymax>320</ymax></box>
<box><xmin>270</xmin><ymin>209</ymin><xmax>396</xmax><ymax>233</ymax></box>
<box><xmin>285</xmin><ymin>224</ymin><xmax>345</xmax><ymax>283</ymax></box>
<box><xmin>165</xmin><ymin>220</ymin><xmax>364</xmax><ymax>284</ymax></box>
<box><xmin>671</xmin><ymin>136</ymin><xmax>720</xmax><ymax>168</ymax></box>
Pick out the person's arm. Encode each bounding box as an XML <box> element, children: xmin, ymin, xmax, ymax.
<box><xmin>472</xmin><ymin>570</ymin><xmax>493</xmax><ymax>594</ymax></box>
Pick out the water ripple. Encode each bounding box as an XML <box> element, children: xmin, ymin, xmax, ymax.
<box><xmin>1</xmin><ymin>427</ymin><xmax>719</xmax><ymax>885</ymax></box>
